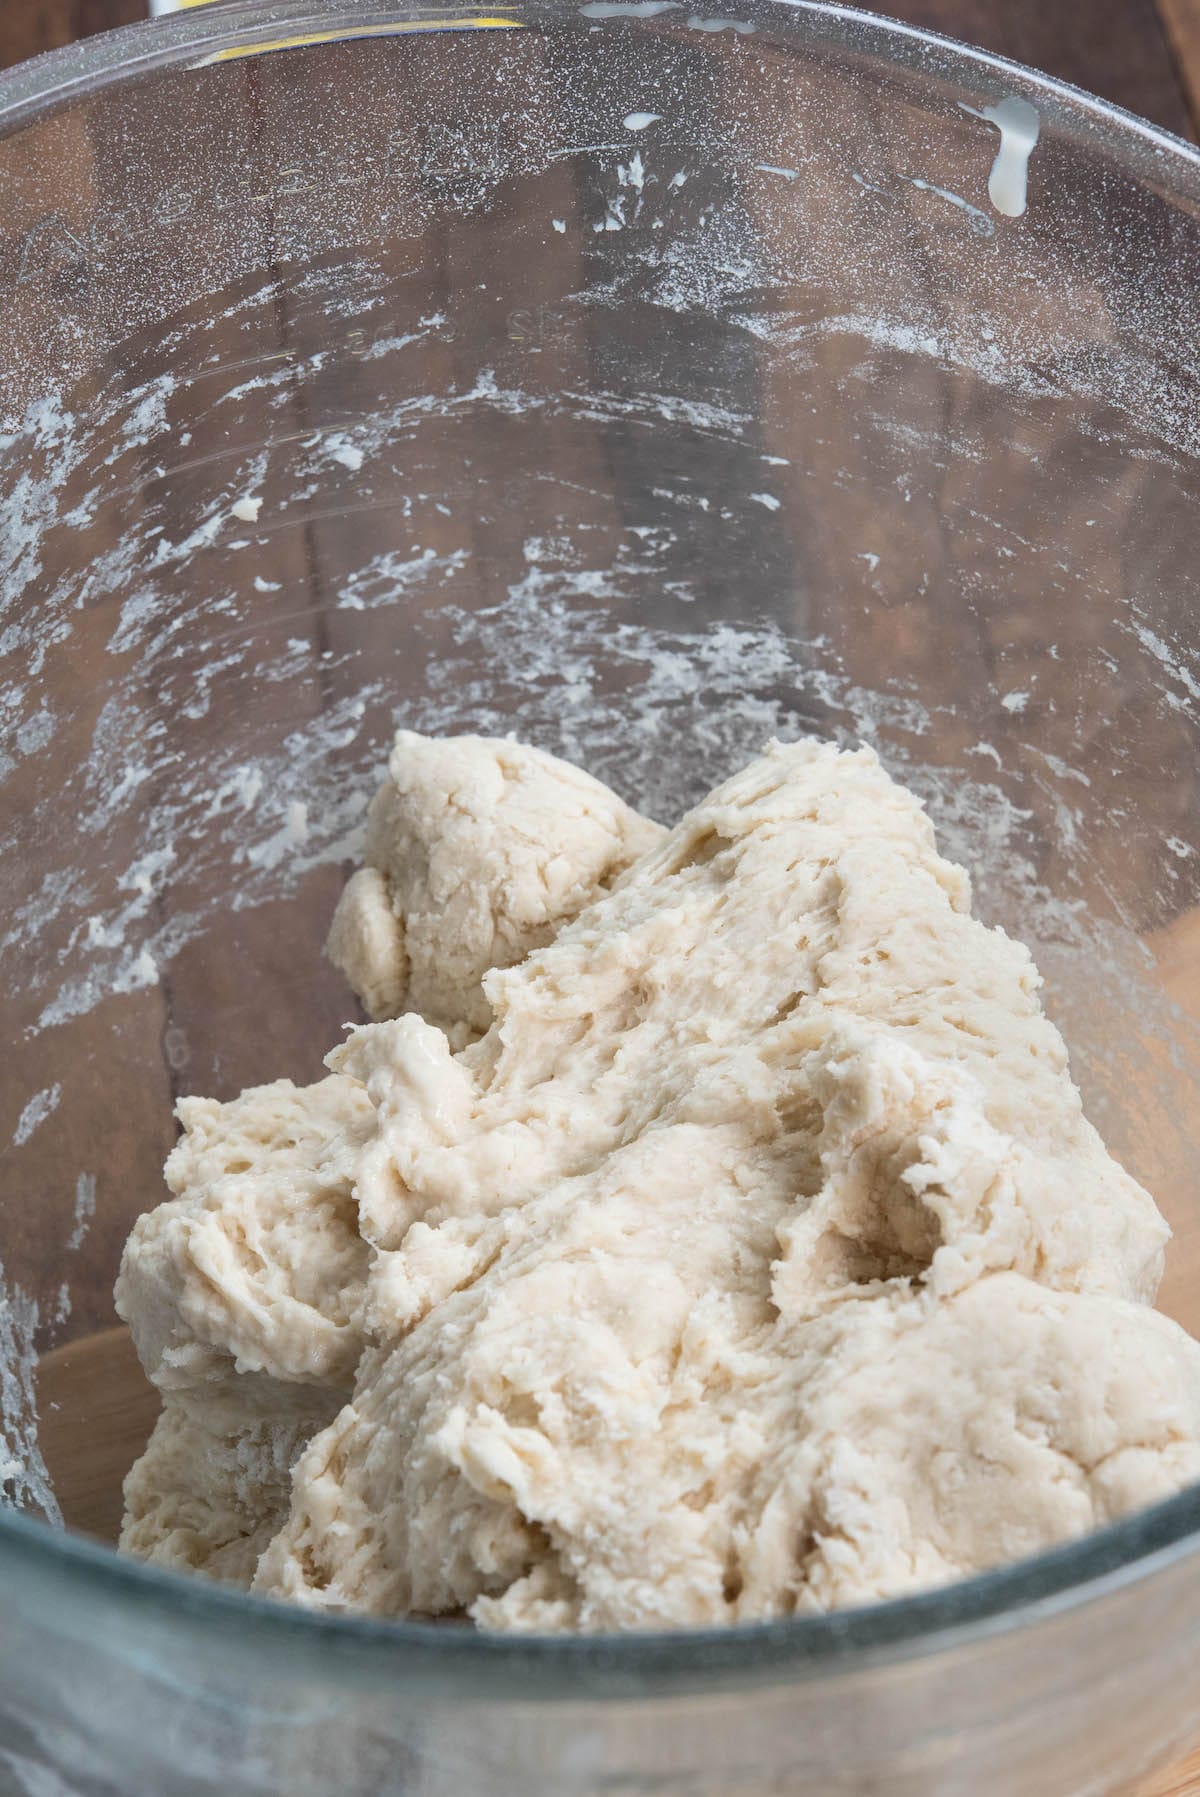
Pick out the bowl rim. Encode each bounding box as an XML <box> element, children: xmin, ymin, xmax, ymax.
<box><xmin>5</xmin><ymin>1476</ymin><xmax>1200</xmax><ymax>1695</ymax></box>
<box><xmin>0</xmin><ymin>0</ymin><xmax>1197</xmax><ymax>178</ymax></box>
<box><xmin>2</xmin><ymin>0</ymin><xmax>1200</xmax><ymax>1695</ymax></box>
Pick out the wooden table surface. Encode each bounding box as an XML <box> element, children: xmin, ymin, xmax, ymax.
<box><xmin>2</xmin><ymin>2</ymin><xmax>1199</xmax><ymax>1795</ymax></box>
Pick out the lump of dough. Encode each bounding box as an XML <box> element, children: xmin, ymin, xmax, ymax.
<box><xmin>325</xmin><ymin>867</ymin><xmax>407</xmax><ymax>1022</ymax></box>
<box><xmin>114</xmin><ymin>1076</ymin><xmax>370</xmax><ymax>1585</ymax></box>
<box><xmin>326</xmin><ymin>740</ymin><xmax>1165</xmax><ymax>1299</ymax></box>
<box><xmin>479</xmin><ymin>1272</ymin><xmax>1200</xmax><ymax>1629</ymax></box>
<box><xmin>750</xmin><ymin>1273</ymin><xmax>1200</xmax><ymax>1618</ymax></box>
<box><xmin>115</xmin><ymin>1073</ymin><xmax>374</xmax><ymax>1394</ymax></box>
<box><xmin>256</xmin><ymin>1217</ymin><xmax>1200</xmax><ymax>1631</ymax></box>
<box><xmin>254</xmin><ymin>740</ymin><xmax>1186</xmax><ymax>1628</ymax></box>
<box><xmin>121</xmin><ymin>1379</ymin><xmax>341</xmax><ymax>1587</ymax></box>
<box><xmin>115</xmin><ymin>737</ymin><xmax>658</xmax><ymax>1584</ymax></box>
<box><xmin>325</xmin><ymin>730</ymin><xmax>665</xmax><ymax>1041</ymax></box>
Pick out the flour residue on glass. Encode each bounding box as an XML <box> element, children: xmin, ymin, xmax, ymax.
<box><xmin>685</xmin><ymin>15</ymin><xmax>755</xmax><ymax>32</ymax></box>
<box><xmin>0</xmin><ymin>1268</ymin><xmax>60</xmax><ymax>1527</ymax></box>
<box><xmin>12</xmin><ymin>1086</ymin><xmax>61</xmax><ymax>1149</ymax></box>
<box><xmin>904</xmin><ymin>176</ymin><xmax>994</xmax><ymax>239</ymax></box>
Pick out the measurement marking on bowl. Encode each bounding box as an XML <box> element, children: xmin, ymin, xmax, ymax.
<box><xmin>959</xmin><ymin>97</ymin><xmax>1040</xmax><ymax>217</ymax></box>
<box><xmin>12</xmin><ymin>213</ymin><xmax>95</xmax><ymax>290</ymax></box>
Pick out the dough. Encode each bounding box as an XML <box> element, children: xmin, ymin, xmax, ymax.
<box><xmin>114</xmin><ymin>1074</ymin><xmax>373</xmax><ymax>1576</ymax></box>
<box><xmin>121</xmin><ymin>1379</ymin><xmax>341</xmax><ymax>1585</ymax></box>
<box><xmin>118</xmin><ymin>735</ymin><xmax>1200</xmax><ymax>1628</ymax></box>
<box><xmin>326</xmin><ymin>730</ymin><xmax>665</xmax><ymax>1042</ymax></box>
<box><xmin>117</xmin><ymin>733</ymin><xmax>665</xmax><ymax>1587</ymax></box>
<box><xmin>116</xmin><ymin>1074</ymin><xmax>374</xmax><ymax>1393</ymax></box>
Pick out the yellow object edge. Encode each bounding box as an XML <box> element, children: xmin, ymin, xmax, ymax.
<box><xmin>194</xmin><ymin>17</ymin><xmax>523</xmax><ymax>62</ymax></box>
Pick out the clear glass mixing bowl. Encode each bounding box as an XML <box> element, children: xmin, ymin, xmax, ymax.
<box><xmin>1</xmin><ymin>2</ymin><xmax>1199</xmax><ymax>1792</ymax></box>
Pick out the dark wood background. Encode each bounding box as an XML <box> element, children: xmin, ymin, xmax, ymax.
<box><xmin>2</xmin><ymin>0</ymin><xmax>1199</xmax><ymax>135</ymax></box>
<box><xmin>3</xmin><ymin>4</ymin><xmax>1200</xmax><ymax>1794</ymax></box>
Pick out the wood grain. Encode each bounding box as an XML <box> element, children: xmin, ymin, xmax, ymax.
<box><xmin>35</xmin><ymin>1325</ymin><xmax>159</xmax><ymax>1545</ymax></box>
<box><xmin>1160</xmin><ymin>0</ymin><xmax>1200</xmax><ymax>129</ymax></box>
<box><xmin>884</xmin><ymin>0</ymin><xmax>1197</xmax><ymax>137</ymax></box>
<box><xmin>1141</xmin><ymin>1749</ymin><xmax>1200</xmax><ymax>1795</ymax></box>
<box><xmin>0</xmin><ymin>0</ymin><xmax>141</xmax><ymax>70</ymax></box>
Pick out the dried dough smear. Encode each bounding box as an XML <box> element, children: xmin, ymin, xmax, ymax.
<box><xmin>118</xmin><ymin>735</ymin><xmax>1200</xmax><ymax>1627</ymax></box>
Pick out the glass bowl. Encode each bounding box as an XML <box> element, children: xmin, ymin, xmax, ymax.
<box><xmin>1</xmin><ymin>2</ymin><xmax>1199</xmax><ymax>1792</ymax></box>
